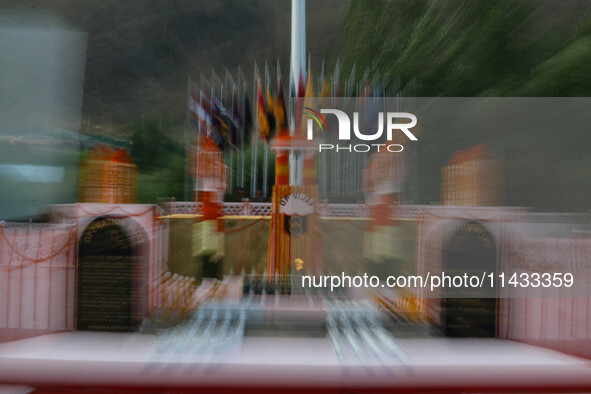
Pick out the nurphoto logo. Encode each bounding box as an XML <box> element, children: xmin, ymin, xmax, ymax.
<box><xmin>305</xmin><ymin>108</ymin><xmax>418</xmax><ymax>153</ymax></box>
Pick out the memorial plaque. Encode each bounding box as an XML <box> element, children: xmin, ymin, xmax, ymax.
<box><xmin>442</xmin><ymin>222</ymin><xmax>497</xmax><ymax>337</ymax></box>
<box><xmin>77</xmin><ymin>216</ymin><xmax>147</xmax><ymax>331</ymax></box>
<box><xmin>443</xmin><ymin>298</ymin><xmax>497</xmax><ymax>337</ymax></box>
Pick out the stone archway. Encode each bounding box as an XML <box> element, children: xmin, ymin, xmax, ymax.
<box><xmin>77</xmin><ymin>216</ymin><xmax>148</xmax><ymax>331</ymax></box>
<box><xmin>442</xmin><ymin>221</ymin><xmax>497</xmax><ymax>337</ymax></box>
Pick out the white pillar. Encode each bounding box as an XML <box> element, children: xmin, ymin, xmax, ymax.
<box><xmin>290</xmin><ymin>0</ymin><xmax>306</xmax><ymax>91</ymax></box>
<box><xmin>290</xmin><ymin>0</ymin><xmax>306</xmax><ymax>186</ymax></box>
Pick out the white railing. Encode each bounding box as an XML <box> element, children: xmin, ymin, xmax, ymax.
<box><xmin>223</xmin><ymin>202</ymin><xmax>273</xmax><ymax>216</ymax></box>
<box><xmin>161</xmin><ymin>201</ymin><xmax>273</xmax><ymax>216</ymax></box>
<box><xmin>0</xmin><ymin>222</ymin><xmax>76</xmax><ymax>232</ymax></box>
<box><xmin>162</xmin><ymin>201</ymin><xmax>590</xmax><ymax>223</ymax></box>
<box><xmin>319</xmin><ymin>203</ymin><xmax>368</xmax><ymax>218</ymax></box>
<box><xmin>162</xmin><ymin>201</ymin><xmax>203</xmax><ymax>215</ymax></box>
<box><xmin>161</xmin><ymin>201</ymin><xmax>426</xmax><ymax>218</ymax></box>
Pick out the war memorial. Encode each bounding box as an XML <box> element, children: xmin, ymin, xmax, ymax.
<box><xmin>1</xmin><ymin>1</ymin><xmax>591</xmax><ymax>392</ymax></box>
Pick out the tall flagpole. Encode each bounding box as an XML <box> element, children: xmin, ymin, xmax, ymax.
<box><xmin>290</xmin><ymin>0</ymin><xmax>306</xmax><ymax>97</ymax></box>
<box><xmin>251</xmin><ymin>63</ymin><xmax>259</xmax><ymax>197</ymax></box>
<box><xmin>290</xmin><ymin>0</ymin><xmax>306</xmax><ymax>186</ymax></box>
<box><xmin>241</xmin><ymin>79</ymin><xmax>246</xmax><ymax>189</ymax></box>
<box><xmin>186</xmin><ymin>75</ymin><xmax>192</xmax><ymax>201</ymax></box>
<box><xmin>237</xmin><ymin>66</ymin><xmax>245</xmax><ymax>190</ymax></box>
<box><xmin>263</xmin><ymin>61</ymin><xmax>271</xmax><ymax>197</ymax></box>
<box><xmin>197</xmin><ymin>90</ymin><xmax>205</xmax><ymax>193</ymax></box>
<box><xmin>229</xmin><ymin>83</ymin><xmax>235</xmax><ymax>194</ymax></box>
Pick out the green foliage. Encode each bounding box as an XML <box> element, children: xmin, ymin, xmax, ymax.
<box><xmin>339</xmin><ymin>2</ymin><xmax>591</xmax><ymax>211</ymax></box>
<box><xmin>340</xmin><ymin>0</ymin><xmax>591</xmax><ymax>97</ymax></box>
<box><xmin>519</xmin><ymin>36</ymin><xmax>591</xmax><ymax>96</ymax></box>
<box><xmin>129</xmin><ymin>118</ymin><xmax>184</xmax><ymax>172</ymax></box>
<box><xmin>126</xmin><ymin>115</ymin><xmax>276</xmax><ymax>202</ymax></box>
<box><xmin>137</xmin><ymin>153</ymin><xmax>186</xmax><ymax>203</ymax></box>
<box><xmin>128</xmin><ymin>117</ymin><xmax>186</xmax><ymax>202</ymax></box>
<box><xmin>225</xmin><ymin>142</ymin><xmax>275</xmax><ymax>197</ymax></box>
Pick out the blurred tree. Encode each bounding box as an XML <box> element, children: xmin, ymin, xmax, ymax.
<box><xmin>128</xmin><ymin>117</ymin><xmax>186</xmax><ymax>202</ymax></box>
<box><xmin>129</xmin><ymin>118</ymin><xmax>184</xmax><ymax>172</ymax></box>
<box><xmin>338</xmin><ymin>0</ymin><xmax>591</xmax><ymax>211</ymax></box>
<box><xmin>225</xmin><ymin>142</ymin><xmax>275</xmax><ymax>200</ymax></box>
<box><xmin>339</xmin><ymin>0</ymin><xmax>590</xmax><ymax>97</ymax></box>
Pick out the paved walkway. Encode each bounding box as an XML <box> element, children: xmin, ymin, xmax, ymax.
<box><xmin>1</xmin><ymin>332</ymin><xmax>591</xmax><ymax>391</ymax></box>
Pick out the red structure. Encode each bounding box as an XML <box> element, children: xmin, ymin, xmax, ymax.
<box><xmin>78</xmin><ymin>144</ymin><xmax>138</xmax><ymax>204</ymax></box>
<box><xmin>441</xmin><ymin>143</ymin><xmax>500</xmax><ymax>206</ymax></box>
<box><xmin>191</xmin><ymin>138</ymin><xmax>227</xmax><ymax>202</ymax></box>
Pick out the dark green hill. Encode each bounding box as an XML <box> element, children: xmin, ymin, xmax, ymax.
<box><xmin>338</xmin><ymin>0</ymin><xmax>591</xmax><ymax>97</ymax></box>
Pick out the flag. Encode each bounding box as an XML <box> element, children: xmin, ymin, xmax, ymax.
<box><xmin>195</xmin><ymin>92</ymin><xmax>213</xmax><ymax>138</ymax></box>
<box><xmin>242</xmin><ymin>88</ymin><xmax>253</xmax><ymax>147</ymax></box>
<box><xmin>189</xmin><ymin>88</ymin><xmax>212</xmax><ymax>133</ymax></box>
<box><xmin>300</xmin><ymin>63</ymin><xmax>315</xmax><ymax>135</ymax></box>
<box><xmin>319</xmin><ymin>61</ymin><xmax>331</xmax><ymax>110</ymax></box>
<box><xmin>210</xmin><ymin>94</ymin><xmax>227</xmax><ymax>150</ymax></box>
<box><xmin>256</xmin><ymin>76</ymin><xmax>270</xmax><ymax>142</ymax></box>
<box><xmin>298</xmin><ymin>68</ymin><xmax>306</xmax><ymax>98</ymax></box>
<box><xmin>303</xmin><ymin>64</ymin><xmax>315</xmax><ymax>102</ymax></box>
<box><xmin>189</xmin><ymin>93</ymin><xmax>199</xmax><ymax>124</ymax></box>
<box><xmin>320</xmin><ymin>77</ymin><xmax>331</xmax><ymax>97</ymax></box>
<box><xmin>265</xmin><ymin>72</ymin><xmax>277</xmax><ymax>141</ymax></box>
<box><xmin>229</xmin><ymin>91</ymin><xmax>241</xmax><ymax>147</ymax></box>
<box><xmin>275</xmin><ymin>62</ymin><xmax>288</xmax><ymax>137</ymax></box>
<box><xmin>188</xmin><ymin>77</ymin><xmax>201</xmax><ymax>127</ymax></box>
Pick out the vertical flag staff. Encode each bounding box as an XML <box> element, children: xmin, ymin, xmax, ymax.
<box><xmin>290</xmin><ymin>0</ymin><xmax>306</xmax><ymax>186</ymax></box>
<box><xmin>251</xmin><ymin>63</ymin><xmax>260</xmax><ymax>198</ymax></box>
<box><xmin>237</xmin><ymin>65</ymin><xmax>247</xmax><ymax>190</ymax></box>
<box><xmin>263</xmin><ymin>61</ymin><xmax>271</xmax><ymax>198</ymax></box>
<box><xmin>186</xmin><ymin>75</ymin><xmax>194</xmax><ymax>201</ymax></box>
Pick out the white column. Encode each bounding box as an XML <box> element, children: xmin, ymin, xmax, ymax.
<box><xmin>290</xmin><ymin>0</ymin><xmax>306</xmax><ymax>91</ymax></box>
<box><xmin>290</xmin><ymin>0</ymin><xmax>306</xmax><ymax>186</ymax></box>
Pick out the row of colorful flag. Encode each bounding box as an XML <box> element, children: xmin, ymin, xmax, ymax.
<box><xmin>188</xmin><ymin>79</ymin><xmax>251</xmax><ymax>151</ymax></box>
<box><xmin>187</xmin><ymin>60</ymin><xmax>404</xmax><ymax>152</ymax></box>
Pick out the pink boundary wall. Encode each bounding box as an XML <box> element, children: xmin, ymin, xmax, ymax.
<box><xmin>417</xmin><ymin>206</ymin><xmax>591</xmax><ymax>357</ymax></box>
<box><xmin>0</xmin><ymin>203</ymin><xmax>168</xmax><ymax>340</ymax></box>
<box><xmin>0</xmin><ymin>222</ymin><xmax>77</xmax><ymax>332</ymax></box>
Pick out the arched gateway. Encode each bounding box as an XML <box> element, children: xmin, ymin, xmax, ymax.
<box><xmin>442</xmin><ymin>221</ymin><xmax>497</xmax><ymax>337</ymax></box>
<box><xmin>77</xmin><ymin>216</ymin><xmax>148</xmax><ymax>331</ymax></box>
